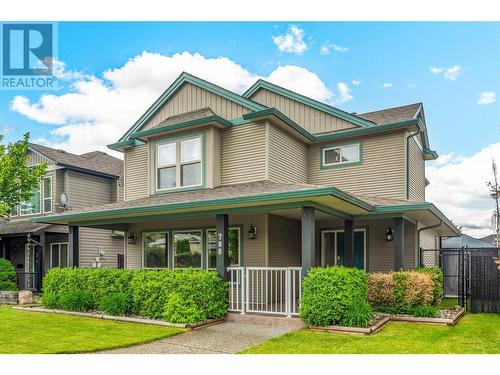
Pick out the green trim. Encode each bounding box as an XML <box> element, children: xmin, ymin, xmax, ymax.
<box><xmin>320</xmin><ymin>141</ymin><xmax>363</xmax><ymax>169</ymax></box>
<box><xmin>119</xmin><ymin>72</ymin><xmax>265</xmax><ymax>143</ymax></box>
<box><xmin>423</xmin><ymin>147</ymin><xmax>438</xmax><ymax>160</ymax></box>
<box><xmin>406</xmin><ymin>128</ymin><xmax>421</xmax><ymax>199</ymax></box>
<box><xmin>131</xmin><ymin>115</ymin><xmax>232</xmax><ymax>140</ymax></box>
<box><xmin>151</xmin><ymin>132</ymin><xmax>206</xmax><ymax>195</ymax></box>
<box><xmin>243</xmin><ymin>80</ymin><xmax>375</xmax><ymax>128</ymax></box>
<box><xmin>306</xmin><ymin>202</ymin><xmax>353</xmax><ymax>220</ymax></box>
<box><xmin>108</xmin><ymin>139</ymin><xmax>146</xmax><ymax>151</ymax></box>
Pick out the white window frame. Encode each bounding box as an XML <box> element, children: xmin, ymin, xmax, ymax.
<box><xmin>42</xmin><ymin>176</ymin><xmax>52</xmax><ymax>213</ymax></box>
<box><xmin>20</xmin><ymin>181</ymin><xmax>42</xmax><ymax>216</ymax></box>
<box><xmin>172</xmin><ymin>229</ymin><xmax>203</xmax><ymax>269</ymax></box>
<box><xmin>50</xmin><ymin>243</ymin><xmax>69</xmax><ymax>268</ymax></box>
<box><xmin>156</xmin><ymin>135</ymin><xmax>203</xmax><ymax>192</ymax></box>
<box><xmin>141</xmin><ymin>231</ymin><xmax>169</xmax><ymax>269</ymax></box>
<box><xmin>322</xmin><ymin>143</ymin><xmax>361</xmax><ymax>167</ymax></box>
<box><xmin>205</xmin><ymin>227</ymin><xmax>241</xmax><ymax>270</ymax></box>
<box><xmin>320</xmin><ymin>228</ymin><xmax>367</xmax><ymax>271</ymax></box>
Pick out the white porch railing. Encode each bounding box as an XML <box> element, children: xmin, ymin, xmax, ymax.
<box><xmin>228</xmin><ymin>267</ymin><xmax>302</xmax><ymax>318</ymax></box>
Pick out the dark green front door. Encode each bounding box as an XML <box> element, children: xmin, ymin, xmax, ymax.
<box><xmin>335</xmin><ymin>231</ymin><xmax>365</xmax><ymax>270</ymax></box>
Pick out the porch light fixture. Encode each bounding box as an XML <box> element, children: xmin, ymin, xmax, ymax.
<box><xmin>385</xmin><ymin>227</ymin><xmax>394</xmax><ymax>241</ymax></box>
<box><xmin>247</xmin><ymin>225</ymin><xmax>257</xmax><ymax>240</ymax></box>
<box><xmin>127</xmin><ymin>232</ymin><xmax>136</xmax><ymax>244</ymax></box>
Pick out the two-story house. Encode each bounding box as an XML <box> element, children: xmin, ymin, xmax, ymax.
<box><xmin>34</xmin><ymin>72</ymin><xmax>460</xmax><ymax>316</ymax></box>
<box><xmin>0</xmin><ymin>144</ymin><xmax>124</xmax><ymax>290</ymax></box>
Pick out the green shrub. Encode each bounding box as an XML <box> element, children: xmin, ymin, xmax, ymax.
<box><xmin>41</xmin><ymin>291</ymin><xmax>58</xmax><ymax>309</ymax></box>
<box><xmin>300</xmin><ymin>266</ymin><xmax>369</xmax><ymax>327</ymax></box>
<box><xmin>98</xmin><ymin>292</ymin><xmax>131</xmax><ymax>316</ymax></box>
<box><xmin>341</xmin><ymin>300</ymin><xmax>372</xmax><ymax>328</ymax></box>
<box><xmin>0</xmin><ymin>258</ymin><xmax>17</xmax><ymax>291</ymax></box>
<box><xmin>415</xmin><ymin>267</ymin><xmax>443</xmax><ymax>305</ymax></box>
<box><xmin>408</xmin><ymin>304</ymin><xmax>439</xmax><ymax>318</ymax></box>
<box><xmin>59</xmin><ymin>290</ymin><xmax>93</xmax><ymax>312</ymax></box>
<box><xmin>163</xmin><ymin>292</ymin><xmax>204</xmax><ymax>324</ymax></box>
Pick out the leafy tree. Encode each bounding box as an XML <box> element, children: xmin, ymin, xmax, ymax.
<box><xmin>0</xmin><ymin>133</ymin><xmax>47</xmax><ymax>219</ymax></box>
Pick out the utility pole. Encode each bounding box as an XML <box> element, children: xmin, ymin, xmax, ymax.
<box><xmin>487</xmin><ymin>158</ymin><xmax>500</xmax><ymax>247</ymax></box>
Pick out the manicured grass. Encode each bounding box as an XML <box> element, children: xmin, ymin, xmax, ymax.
<box><xmin>241</xmin><ymin>314</ymin><xmax>500</xmax><ymax>354</ymax></box>
<box><xmin>0</xmin><ymin>306</ymin><xmax>185</xmax><ymax>354</ymax></box>
<box><xmin>440</xmin><ymin>297</ymin><xmax>459</xmax><ymax>308</ymax></box>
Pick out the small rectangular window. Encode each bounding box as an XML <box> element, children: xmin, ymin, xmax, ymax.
<box><xmin>158</xmin><ymin>143</ymin><xmax>176</xmax><ymax>166</ymax></box>
<box><xmin>43</xmin><ymin>177</ymin><xmax>52</xmax><ymax>213</ymax></box>
<box><xmin>50</xmin><ymin>243</ymin><xmax>69</xmax><ymax>268</ymax></box>
<box><xmin>143</xmin><ymin>232</ymin><xmax>168</xmax><ymax>268</ymax></box>
<box><xmin>322</xmin><ymin>143</ymin><xmax>361</xmax><ymax>167</ymax></box>
<box><xmin>173</xmin><ymin>231</ymin><xmax>202</xmax><ymax>269</ymax></box>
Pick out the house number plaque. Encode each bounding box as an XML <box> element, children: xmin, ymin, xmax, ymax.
<box><xmin>217</xmin><ymin>233</ymin><xmax>223</xmax><ymax>255</ymax></box>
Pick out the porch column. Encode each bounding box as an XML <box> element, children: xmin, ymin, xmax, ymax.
<box><xmin>68</xmin><ymin>226</ymin><xmax>79</xmax><ymax>267</ymax></box>
<box><xmin>216</xmin><ymin>214</ymin><xmax>229</xmax><ymax>281</ymax></box>
<box><xmin>393</xmin><ymin>217</ymin><xmax>404</xmax><ymax>270</ymax></box>
<box><xmin>301</xmin><ymin>206</ymin><xmax>315</xmax><ymax>276</ymax></box>
<box><xmin>344</xmin><ymin>219</ymin><xmax>354</xmax><ymax>267</ymax></box>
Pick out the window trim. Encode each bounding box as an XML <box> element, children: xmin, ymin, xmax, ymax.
<box><xmin>19</xmin><ymin>180</ymin><xmax>42</xmax><ymax>216</ymax></box>
<box><xmin>43</xmin><ymin>176</ymin><xmax>53</xmax><ymax>214</ymax></box>
<box><xmin>153</xmin><ymin>133</ymin><xmax>205</xmax><ymax>194</ymax></box>
<box><xmin>320</xmin><ymin>228</ymin><xmax>367</xmax><ymax>271</ymax></box>
<box><xmin>205</xmin><ymin>226</ymin><xmax>243</xmax><ymax>270</ymax></box>
<box><xmin>172</xmin><ymin>229</ymin><xmax>203</xmax><ymax>270</ymax></box>
<box><xmin>141</xmin><ymin>231</ymin><xmax>169</xmax><ymax>269</ymax></box>
<box><xmin>320</xmin><ymin>141</ymin><xmax>362</xmax><ymax>169</ymax></box>
<box><xmin>49</xmin><ymin>242</ymin><xmax>69</xmax><ymax>268</ymax></box>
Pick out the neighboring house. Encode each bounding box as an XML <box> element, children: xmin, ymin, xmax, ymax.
<box><xmin>0</xmin><ymin>144</ymin><xmax>124</xmax><ymax>291</ymax></box>
<box><xmin>479</xmin><ymin>234</ymin><xmax>498</xmax><ymax>247</ymax></box>
<box><xmin>34</xmin><ymin>72</ymin><xmax>460</xmax><ymax>316</ymax></box>
<box><xmin>442</xmin><ymin>234</ymin><xmax>495</xmax><ymax>248</ymax></box>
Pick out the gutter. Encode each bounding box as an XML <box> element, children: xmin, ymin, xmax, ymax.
<box><xmin>417</xmin><ymin>219</ymin><xmax>442</xmax><ymax>264</ymax></box>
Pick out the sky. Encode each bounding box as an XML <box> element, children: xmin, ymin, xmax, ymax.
<box><xmin>0</xmin><ymin>22</ymin><xmax>499</xmax><ymax>237</ymax></box>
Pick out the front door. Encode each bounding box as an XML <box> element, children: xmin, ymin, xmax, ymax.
<box><xmin>322</xmin><ymin>230</ymin><xmax>366</xmax><ymax>270</ymax></box>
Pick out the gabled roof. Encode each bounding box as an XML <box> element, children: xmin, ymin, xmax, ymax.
<box><xmin>117</xmin><ymin>72</ymin><xmax>267</xmax><ymax>143</ymax></box>
<box><xmin>243</xmin><ymin>79</ymin><xmax>376</xmax><ymax>128</ymax></box>
<box><xmin>358</xmin><ymin>103</ymin><xmax>422</xmax><ymax>125</ymax></box>
<box><xmin>442</xmin><ymin>234</ymin><xmax>494</xmax><ymax>249</ymax></box>
<box><xmin>29</xmin><ymin>143</ymin><xmax>123</xmax><ymax>178</ymax></box>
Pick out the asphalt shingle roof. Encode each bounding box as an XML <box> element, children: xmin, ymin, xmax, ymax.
<box><xmin>155</xmin><ymin>107</ymin><xmax>216</xmax><ymax>128</ymax></box>
<box><xmin>358</xmin><ymin>103</ymin><xmax>422</xmax><ymax>125</ymax></box>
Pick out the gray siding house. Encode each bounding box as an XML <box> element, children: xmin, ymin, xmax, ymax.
<box><xmin>34</xmin><ymin>72</ymin><xmax>460</xmax><ymax>316</ymax></box>
<box><xmin>0</xmin><ymin>144</ymin><xmax>124</xmax><ymax>290</ymax></box>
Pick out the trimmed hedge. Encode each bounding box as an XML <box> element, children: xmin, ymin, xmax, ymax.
<box><xmin>368</xmin><ymin>271</ymin><xmax>437</xmax><ymax>315</ymax></box>
<box><xmin>415</xmin><ymin>267</ymin><xmax>443</xmax><ymax>305</ymax></box>
<box><xmin>0</xmin><ymin>258</ymin><xmax>17</xmax><ymax>291</ymax></box>
<box><xmin>41</xmin><ymin>268</ymin><xmax>228</xmax><ymax>324</ymax></box>
<box><xmin>300</xmin><ymin>266</ymin><xmax>371</xmax><ymax>327</ymax></box>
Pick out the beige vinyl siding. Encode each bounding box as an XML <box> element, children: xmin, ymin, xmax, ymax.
<box><xmin>55</xmin><ymin>169</ymin><xmax>66</xmax><ymax>213</ymax></box>
<box><xmin>408</xmin><ymin>136</ymin><xmax>425</xmax><ymax>201</ymax></box>
<box><xmin>27</xmin><ymin>150</ymin><xmax>53</xmax><ymax>166</ymax></box>
<box><xmin>79</xmin><ymin>227</ymin><xmax>124</xmax><ymax>268</ymax></box>
<box><xmin>66</xmin><ymin>171</ymin><xmax>114</xmax><ymax>209</ymax></box>
<box><xmin>124</xmin><ymin>144</ymin><xmax>149</xmax><ymax>201</ymax></box>
<box><xmin>420</xmin><ymin>229</ymin><xmax>440</xmax><ymax>249</ymax></box>
<box><xmin>268</xmin><ymin>215</ymin><xmax>301</xmax><ymax>266</ymax></box>
<box><xmin>268</xmin><ymin>123</ymin><xmax>308</xmax><ymax>184</ymax></box>
<box><xmin>250</xmin><ymin>88</ymin><xmax>357</xmax><ymax>134</ymax></box>
<box><xmin>142</xmin><ymin>82</ymin><xmax>251</xmax><ymax>131</ymax></box>
<box><xmin>308</xmin><ymin>131</ymin><xmax>406</xmax><ymax>199</ymax></box>
<box><xmin>205</xmin><ymin>127</ymin><xmax>222</xmax><ymax>188</ymax></box>
<box><xmin>125</xmin><ymin>214</ymin><xmax>268</xmax><ymax>269</ymax></box>
<box><xmin>221</xmin><ymin>123</ymin><xmax>267</xmax><ymax>185</ymax></box>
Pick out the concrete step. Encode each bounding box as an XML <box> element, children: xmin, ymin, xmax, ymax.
<box><xmin>225</xmin><ymin>312</ymin><xmax>306</xmax><ymax>329</ymax></box>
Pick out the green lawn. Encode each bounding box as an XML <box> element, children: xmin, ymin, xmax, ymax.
<box><xmin>0</xmin><ymin>306</ymin><xmax>185</xmax><ymax>354</ymax></box>
<box><xmin>242</xmin><ymin>314</ymin><xmax>500</xmax><ymax>354</ymax></box>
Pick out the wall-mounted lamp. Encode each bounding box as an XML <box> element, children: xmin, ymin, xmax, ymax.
<box><xmin>248</xmin><ymin>225</ymin><xmax>257</xmax><ymax>240</ymax></box>
<box><xmin>127</xmin><ymin>232</ymin><xmax>136</xmax><ymax>244</ymax></box>
<box><xmin>385</xmin><ymin>227</ymin><xmax>394</xmax><ymax>241</ymax></box>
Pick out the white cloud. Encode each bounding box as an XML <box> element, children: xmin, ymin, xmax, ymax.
<box><xmin>0</xmin><ymin>124</ymin><xmax>13</xmax><ymax>135</ymax></box>
<box><xmin>429</xmin><ymin>65</ymin><xmax>463</xmax><ymax>81</ymax></box>
<box><xmin>10</xmin><ymin>51</ymin><xmax>354</xmax><ymax>154</ymax></box>
<box><xmin>352</xmin><ymin>79</ymin><xmax>362</xmax><ymax>85</ymax></box>
<box><xmin>380</xmin><ymin>83</ymin><xmax>393</xmax><ymax>88</ymax></box>
<box><xmin>272</xmin><ymin>25</ymin><xmax>308</xmax><ymax>55</ymax></box>
<box><xmin>426</xmin><ymin>143</ymin><xmax>500</xmax><ymax>237</ymax></box>
<box><xmin>320</xmin><ymin>43</ymin><xmax>348</xmax><ymax>55</ymax></box>
<box><xmin>477</xmin><ymin>92</ymin><xmax>496</xmax><ymax>105</ymax></box>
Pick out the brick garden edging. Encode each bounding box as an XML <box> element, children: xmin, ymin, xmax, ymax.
<box><xmin>12</xmin><ymin>306</ymin><xmax>224</xmax><ymax>330</ymax></box>
<box><xmin>308</xmin><ymin>307</ymin><xmax>465</xmax><ymax>335</ymax></box>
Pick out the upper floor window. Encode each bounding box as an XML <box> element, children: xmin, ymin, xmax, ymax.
<box><xmin>14</xmin><ymin>176</ymin><xmax>52</xmax><ymax>216</ymax></box>
<box><xmin>43</xmin><ymin>176</ymin><xmax>52</xmax><ymax>213</ymax></box>
<box><xmin>321</xmin><ymin>142</ymin><xmax>361</xmax><ymax>168</ymax></box>
<box><xmin>156</xmin><ymin>136</ymin><xmax>202</xmax><ymax>191</ymax></box>
<box><xmin>20</xmin><ymin>182</ymin><xmax>41</xmax><ymax>216</ymax></box>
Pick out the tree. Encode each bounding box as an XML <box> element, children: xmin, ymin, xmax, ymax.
<box><xmin>486</xmin><ymin>157</ymin><xmax>500</xmax><ymax>247</ymax></box>
<box><xmin>0</xmin><ymin>133</ymin><xmax>47</xmax><ymax>219</ymax></box>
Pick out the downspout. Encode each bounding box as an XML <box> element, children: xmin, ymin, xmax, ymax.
<box><xmin>417</xmin><ymin>220</ymin><xmax>442</xmax><ymax>266</ymax></box>
<box><xmin>406</xmin><ymin>126</ymin><xmax>421</xmax><ymax>199</ymax></box>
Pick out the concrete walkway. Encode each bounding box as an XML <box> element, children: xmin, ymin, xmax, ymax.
<box><xmin>99</xmin><ymin>321</ymin><xmax>295</xmax><ymax>354</ymax></box>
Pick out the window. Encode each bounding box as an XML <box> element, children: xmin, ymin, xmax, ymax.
<box><xmin>143</xmin><ymin>232</ymin><xmax>168</xmax><ymax>268</ymax></box>
<box><xmin>206</xmin><ymin>228</ymin><xmax>240</xmax><ymax>270</ymax></box>
<box><xmin>50</xmin><ymin>243</ymin><xmax>69</xmax><ymax>268</ymax></box>
<box><xmin>20</xmin><ymin>182</ymin><xmax>41</xmax><ymax>216</ymax></box>
<box><xmin>43</xmin><ymin>177</ymin><xmax>52</xmax><ymax>213</ymax></box>
<box><xmin>10</xmin><ymin>204</ymin><xmax>18</xmax><ymax>217</ymax></box>
<box><xmin>322</xmin><ymin>143</ymin><xmax>361</xmax><ymax>167</ymax></box>
<box><xmin>156</xmin><ymin>136</ymin><xmax>202</xmax><ymax>191</ymax></box>
<box><xmin>173</xmin><ymin>231</ymin><xmax>202</xmax><ymax>269</ymax></box>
